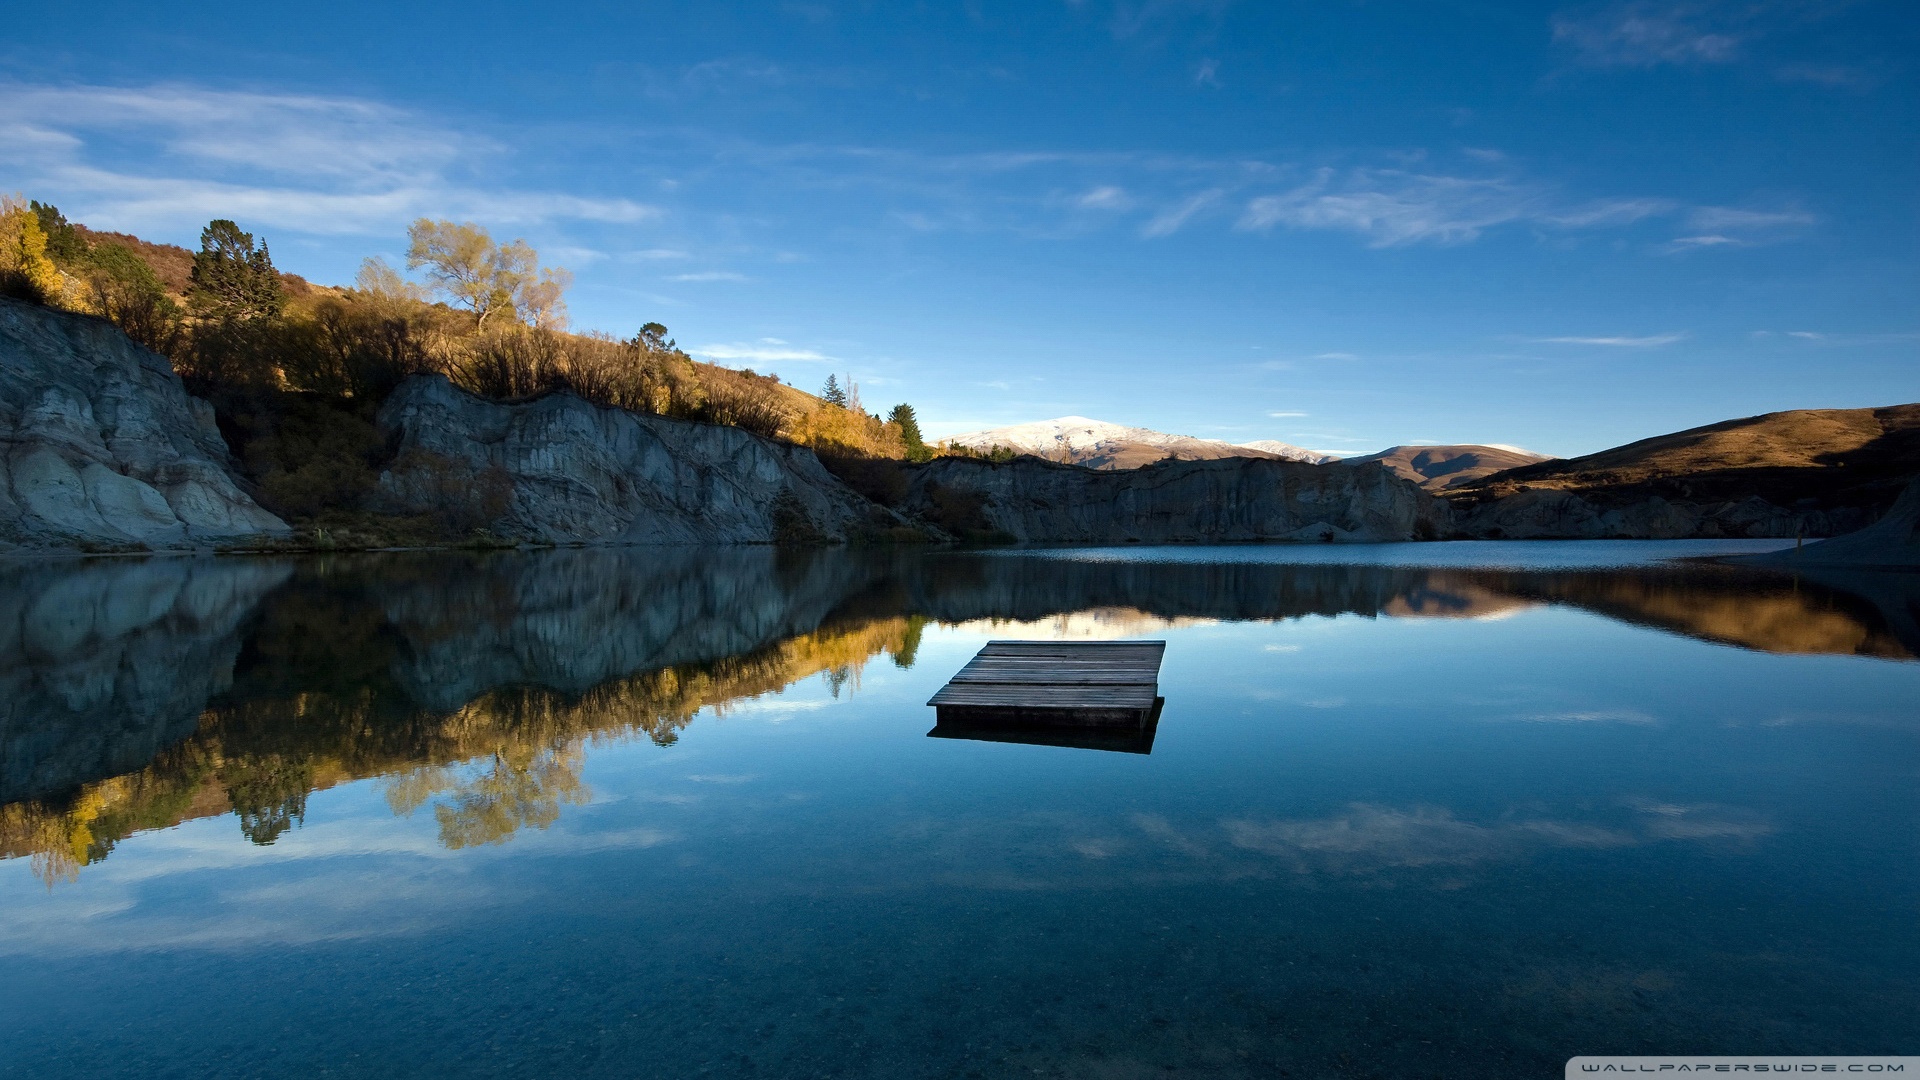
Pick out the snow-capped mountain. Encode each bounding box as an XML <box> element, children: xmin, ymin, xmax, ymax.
<box><xmin>942</xmin><ymin>417</ymin><xmax>1336</xmax><ymax>470</ymax></box>
<box><xmin>1236</xmin><ymin>440</ymin><xmax>1341</xmax><ymax>464</ymax></box>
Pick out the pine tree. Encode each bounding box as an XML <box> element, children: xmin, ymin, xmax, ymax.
<box><xmin>190</xmin><ymin>219</ymin><xmax>284</xmax><ymax>321</ymax></box>
<box><xmin>888</xmin><ymin>403</ymin><xmax>931</xmax><ymax>462</ymax></box>
<box><xmin>821</xmin><ymin>374</ymin><xmax>847</xmax><ymax>407</ymax></box>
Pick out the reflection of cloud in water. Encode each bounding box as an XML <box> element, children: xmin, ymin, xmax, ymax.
<box><xmin>1509</xmin><ymin>709</ymin><xmax>1659</xmax><ymax>725</ymax></box>
<box><xmin>686</xmin><ymin>774</ymin><xmax>757</xmax><ymax>784</ymax></box>
<box><xmin>1218</xmin><ymin>800</ymin><xmax>1776</xmax><ymax>874</ymax></box>
<box><xmin>1624</xmin><ymin>799</ymin><xmax>1774</xmax><ymax>841</ymax></box>
<box><xmin>1223</xmin><ymin>805</ymin><xmax>1636</xmax><ymax>873</ymax></box>
<box><xmin>947</xmin><ymin>607</ymin><xmax>1216</xmax><ymax>640</ymax></box>
<box><xmin>1131</xmin><ymin>813</ymin><xmax>1211</xmax><ymax>858</ymax></box>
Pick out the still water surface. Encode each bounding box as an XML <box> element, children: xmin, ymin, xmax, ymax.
<box><xmin>2</xmin><ymin>543</ymin><xmax>1916</xmax><ymax>1077</ymax></box>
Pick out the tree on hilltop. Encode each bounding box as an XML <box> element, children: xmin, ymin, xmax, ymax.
<box><xmin>888</xmin><ymin>403</ymin><xmax>931</xmax><ymax>462</ymax></box>
<box><xmin>190</xmin><ymin>219</ymin><xmax>283</xmax><ymax>321</ymax></box>
<box><xmin>406</xmin><ymin>218</ymin><xmax>570</xmax><ymax>330</ymax></box>
<box><xmin>821</xmin><ymin>374</ymin><xmax>847</xmax><ymax>407</ymax></box>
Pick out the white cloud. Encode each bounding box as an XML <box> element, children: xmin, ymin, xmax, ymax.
<box><xmin>1686</xmin><ymin>205</ymin><xmax>1815</xmax><ymax>231</ymax></box>
<box><xmin>1545</xmin><ymin>197</ymin><xmax>1676</xmax><ymax>227</ymax></box>
<box><xmin>1238</xmin><ymin>168</ymin><xmax>1537</xmax><ymax>247</ymax></box>
<box><xmin>1193</xmin><ymin>58</ymin><xmax>1222</xmax><ymax>88</ymax></box>
<box><xmin>1311</xmin><ymin>352</ymin><xmax>1359</xmax><ymax>361</ymax></box>
<box><xmin>1667</xmin><ymin>234</ymin><xmax>1742</xmax><ymax>250</ymax></box>
<box><xmin>1141</xmin><ymin>188</ymin><xmax>1223</xmax><ymax>238</ymax></box>
<box><xmin>1552</xmin><ymin>3</ymin><xmax>1741</xmax><ymax>67</ymax></box>
<box><xmin>0</xmin><ymin>81</ymin><xmax>658</xmax><ymax>237</ymax></box>
<box><xmin>1076</xmin><ymin>185</ymin><xmax>1132</xmax><ymax>210</ymax></box>
<box><xmin>670</xmin><ymin>271</ymin><xmax>749</xmax><ymax>282</ymax></box>
<box><xmin>1531</xmin><ymin>333</ymin><xmax>1684</xmax><ymax>346</ymax></box>
<box><xmin>1267</xmin><ymin>411</ymin><xmax>1308</xmax><ymax>418</ymax></box>
<box><xmin>692</xmin><ymin>342</ymin><xmax>836</xmax><ymax>363</ymax></box>
<box><xmin>1786</xmin><ymin>331</ymin><xmax>1823</xmax><ymax>340</ymax></box>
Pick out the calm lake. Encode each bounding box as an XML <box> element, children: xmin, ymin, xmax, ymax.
<box><xmin>2</xmin><ymin>542</ymin><xmax>1916</xmax><ymax>1077</ymax></box>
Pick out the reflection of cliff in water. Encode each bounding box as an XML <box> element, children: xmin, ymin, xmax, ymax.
<box><xmin>3</xmin><ymin>549</ymin><xmax>1913</xmax><ymax>883</ymax></box>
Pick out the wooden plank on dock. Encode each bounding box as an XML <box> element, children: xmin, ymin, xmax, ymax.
<box><xmin>927</xmin><ymin>640</ymin><xmax>1166</xmax><ymax>730</ymax></box>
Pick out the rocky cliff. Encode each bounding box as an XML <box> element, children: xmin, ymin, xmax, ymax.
<box><xmin>900</xmin><ymin>455</ymin><xmax>1448</xmax><ymax>543</ymax></box>
<box><xmin>1731</xmin><ymin>475</ymin><xmax>1920</xmax><ymax>569</ymax></box>
<box><xmin>373</xmin><ymin>374</ymin><xmax>895</xmax><ymax>544</ymax></box>
<box><xmin>1450</xmin><ymin>488</ymin><xmax>1855</xmax><ymax>540</ymax></box>
<box><xmin>0</xmin><ymin>298</ymin><xmax>288</xmax><ymax>552</ymax></box>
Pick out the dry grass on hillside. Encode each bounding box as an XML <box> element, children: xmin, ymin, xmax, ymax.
<box><xmin>1459</xmin><ymin>404</ymin><xmax>1920</xmax><ymax>511</ymax></box>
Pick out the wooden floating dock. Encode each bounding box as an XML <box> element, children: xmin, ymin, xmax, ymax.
<box><xmin>927</xmin><ymin>640</ymin><xmax>1167</xmax><ymax>730</ymax></box>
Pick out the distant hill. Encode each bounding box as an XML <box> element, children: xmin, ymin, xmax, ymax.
<box><xmin>1348</xmin><ymin>444</ymin><xmax>1551</xmax><ymax>492</ymax></box>
<box><xmin>1457</xmin><ymin>403</ymin><xmax>1920</xmax><ymax>520</ymax></box>
<box><xmin>944</xmin><ymin>417</ymin><xmax>1334</xmax><ymax>469</ymax></box>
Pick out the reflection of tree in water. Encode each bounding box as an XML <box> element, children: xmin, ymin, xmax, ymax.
<box><xmin>6</xmin><ymin>550</ymin><xmax>1913</xmax><ymax>886</ymax></box>
<box><xmin>387</xmin><ymin>744</ymin><xmax>590</xmax><ymax>849</ymax></box>
<box><xmin>223</xmin><ymin>753</ymin><xmax>316</xmax><ymax>845</ymax></box>
<box><xmin>1</xmin><ymin>611</ymin><xmax>921</xmax><ymax>882</ymax></box>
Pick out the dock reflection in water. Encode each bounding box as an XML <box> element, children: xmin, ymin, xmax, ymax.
<box><xmin>1</xmin><ymin>544</ymin><xmax>1915</xmax><ymax>1077</ymax></box>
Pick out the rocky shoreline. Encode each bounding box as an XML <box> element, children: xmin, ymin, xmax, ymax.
<box><xmin>3</xmin><ymin>298</ymin><xmax>1913</xmax><ymax>556</ymax></box>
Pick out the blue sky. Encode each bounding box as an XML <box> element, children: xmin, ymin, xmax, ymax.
<box><xmin>4</xmin><ymin>1</ymin><xmax>1915</xmax><ymax>455</ymax></box>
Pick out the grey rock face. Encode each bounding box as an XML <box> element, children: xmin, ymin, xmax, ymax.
<box><xmin>0</xmin><ymin>298</ymin><xmax>289</xmax><ymax>551</ymax></box>
<box><xmin>374</xmin><ymin>375</ymin><xmax>890</xmax><ymax>544</ymax></box>
<box><xmin>900</xmin><ymin>455</ymin><xmax>1449</xmax><ymax>543</ymax></box>
<box><xmin>0</xmin><ymin>556</ymin><xmax>293</xmax><ymax>803</ymax></box>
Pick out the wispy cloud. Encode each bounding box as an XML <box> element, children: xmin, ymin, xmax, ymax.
<box><xmin>1667</xmin><ymin>234</ymin><xmax>1742</xmax><ymax>250</ymax></box>
<box><xmin>670</xmin><ymin>271</ymin><xmax>750</xmax><ymax>282</ymax></box>
<box><xmin>1075</xmin><ymin>185</ymin><xmax>1132</xmax><ymax>210</ymax></box>
<box><xmin>1552</xmin><ymin>3</ymin><xmax>1741</xmax><ymax>67</ymax></box>
<box><xmin>1238</xmin><ymin>168</ymin><xmax>1538</xmax><ymax>247</ymax></box>
<box><xmin>1531</xmin><ymin>333</ymin><xmax>1685</xmax><ymax>346</ymax></box>
<box><xmin>1193</xmin><ymin>58</ymin><xmax>1222</xmax><ymax>88</ymax></box>
<box><xmin>1687</xmin><ymin>205</ymin><xmax>1815</xmax><ymax>231</ymax></box>
<box><xmin>692</xmin><ymin>341</ymin><xmax>836</xmax><ymax>363</ymax></box>
<box><xmin>1664</xmin><ymin>204</ymin><xmax>1815</xmax><ymax>251</ymax></box>
<box><xmin>1141</xmin><ymin>188</ymin><xmax>1224</xmax><ymax>237</ymax></box>
<box><xmin>1267</xmin><ymin>411</ymin><xmax>1308</xmax><ymax>418</ymax></box>
<box><xmin>1311</xmin><ymin>351</ymin><xmax>1359</xmax><ymax>361</ymax></box>
<box><xmin>0</xmin><ymin>82</ymin><xmax>658</xmax><ymax>238</ymax></box>
<box><xmin>1544</xmin><ymin>197</ymin><xmax>1676</xmax><ymax>227</ymax></box>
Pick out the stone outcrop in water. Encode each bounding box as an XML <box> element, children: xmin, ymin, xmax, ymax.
<box><xmin>373</xmin><ymin>375</ymin><xmax>894</xmax><ymax>544</ymax></box>
<box><xmin>899</xmin><ymin>455</ymin><xmax>1449</xmax><ymax>543</ymax></box>
<box><xmin>0</xmin><ymin>298</ymin><xmax>289</xmax><ymax>552</ymax></box>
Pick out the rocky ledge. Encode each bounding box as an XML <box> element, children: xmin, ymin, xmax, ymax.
<box><xmin>372</xmin><ymin>374</ymin><xmax>897</xmax><ymax>544</ymax></box>
<box><xmin>0</xmin><ymin>298</ymin><xmax>288</xmax><ymax>552</ymax></box>
<box><xmin>899</xmin><ymin>455</ymin><xmax>1447</xmax><ymax>543</ymax></box>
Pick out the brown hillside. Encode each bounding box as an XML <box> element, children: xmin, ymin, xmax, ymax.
<box><xmin>1349</xmin><ymin>444</ymin><xmax>1550</xmax><ymax>491</ymax></box>
<box><xmin>1456</xmin><ymin>404</ymin><xmax>1920</xmax><ymax>515</ymax></box>
<box><xmin>73</xmin><ymin>223</ymin><xmax>316</xmax><ymax>297</ymax></box>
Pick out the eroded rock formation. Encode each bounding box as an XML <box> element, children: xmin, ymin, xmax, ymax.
<box><xmin>0</xmin><ymin>298</ymin><xmax>288</xmax><ymax>551</ymax></box>
<box><xmin>900</xmin><ymin>455</ymin><xmax>1449</xmax><ymax>543</ymax></box>
<box><xmin>373</xmin><ymin>375</ymin><xmax>895</xmax><ymax>544</ymax></box>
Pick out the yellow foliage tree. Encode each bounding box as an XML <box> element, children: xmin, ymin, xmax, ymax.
<box><xmin>0</xmin><ymin>195</ymin><xmax>65</xmax><ymax>303</ymax></box>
